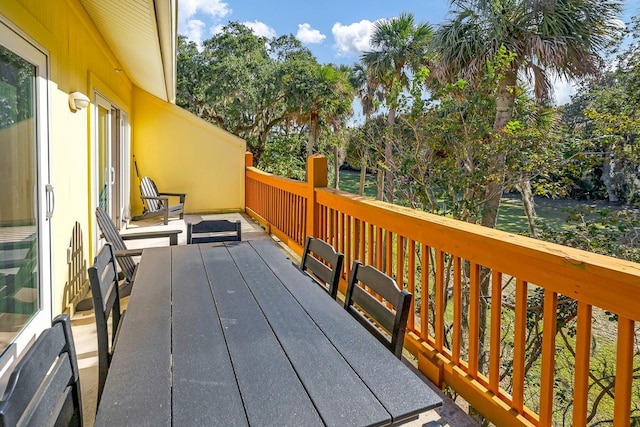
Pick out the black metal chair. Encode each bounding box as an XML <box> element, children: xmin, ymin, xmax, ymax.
<box><xmin>344</xmin><ymin>261</ymin><xmax>412</xmax><ymax>359</ymax></box>
<box><xmin>187</xmin><ymin>220</ymin><xmax>242</xmax><ymax>244</ymax></box>
<box><xmin>96</xmin><ymin>207</ymin><xmax>180</xmax><ymax>296</ymax></box>
<box><xmin>0</xmin><ymin>314</ymin><xmax>83</xmax><ymax>426</ymax></box>
<box><xmin>133</xmin><ymin>176</ymin><xmax>186</xmax><ymax>225</ymax></box>
<box><xmin>88</xmin><ymin>243</ymin><xmax>124</xmax><ymax>404</ymax></box>
<box><xmin>300</xmin><ymin>236</ymin><xmax>344</xmax><ymax>300</ymax></box>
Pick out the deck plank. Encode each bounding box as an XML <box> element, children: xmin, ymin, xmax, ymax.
<box><xmin>94</xmin><ymin>247</ymin><xmax>172</xmax><ymax>427</ymax></box>
<box><xmin>227</xmin><ymin>242</ymin><xmax>391</xmax><ymax>427</ymax></box>
<box><xmin>171</xmin><ymin>244</ymin><xmax>247</xmax><ymax>426</ymax></box>
<box><xmin>200</xmin><ymin>243</ymin><xmax>323</xmax><ymax>426</ymax></box>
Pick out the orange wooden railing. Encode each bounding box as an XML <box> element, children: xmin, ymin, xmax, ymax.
<box><xmin>245</xmin><ymin>153</ymin><xmax>640</xmax><ymax>427</ymax></box>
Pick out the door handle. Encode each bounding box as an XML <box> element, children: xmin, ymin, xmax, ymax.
<box><xmin>45</xmin><ymin>184</ymin><xmax>55</xmax><ymax>220</ymax></box>
<box><xmin>110</xmin><ymin>167</ymin><xmax>116</xmax><ymax>185</ymax></box>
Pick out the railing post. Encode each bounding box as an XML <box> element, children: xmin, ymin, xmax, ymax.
<box><xmin>306</xmin><ymin>155</ymin><xmax>327</xmax><ymax>239</ymax></box>
<box><xmin>244</xmin><ymin>152</ymin><xmax>253</xmax><ymax>213</ymax></box>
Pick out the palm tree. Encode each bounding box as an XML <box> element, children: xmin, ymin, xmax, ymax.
<box><xmin>349</xmin><ymin>63</ymin><xmax>385</xmax><ymax>197</ymax></box>
<box><xmin>435</xmin><ymin>4</ymin><xmax>623</xmax><ymax>422</ymax></box>
<box><xmin>435</xmin><ymin>0</ymin><xmax>623</xmax><ymax>229</ymax></box>
<box><xmin>361</xmin><ymin>13</ymin><xmax>433</xmax><ymax>203</ymax></box>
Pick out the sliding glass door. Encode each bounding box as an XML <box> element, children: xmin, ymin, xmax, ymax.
<box><xmin>95</xmin><ymin>93</ymin><xmax>129</xmax><ymax>239</ymax></box>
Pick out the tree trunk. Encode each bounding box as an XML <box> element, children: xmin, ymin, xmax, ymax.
<box><xmin>334</xmin><ymin>145</ymin><xmax>340</xmax><ymax>189</ymax></box>
<box><xmin>480</xmin><ymin>71</ymin><xmax>517</xmax><ymax>229</ymax></box>
<box><xmin>359</xmin><ymin>154</ymin><xmax>367</xmax><ymax>196</ymax></box>
<box><xmin>517</xmin><ymin>172</ymin><xmax>537</xmax><ymax>238</ymax></box>
<box><xmin>308</xmin><ymin>111</ymin><xmax>319</xmax><ymax>157</ymax></box>
<box><xmin>385</xmin><ymin>107</ymin><xmax>396</xmax><ymax>203</ymax></box>
<box><xmin>602</xmin><ymin>154</ymin><xmax>618</xmax><ymax>202</ymax></box>
<box><xmin>377</xmin><ymin>167</ymin><xmax>384</xmax><ymax>201</ymax></box>
<box><xmin>471</xmin><ymin>71</ymin><xmax>517</xmax><ymax>426</ymax></box>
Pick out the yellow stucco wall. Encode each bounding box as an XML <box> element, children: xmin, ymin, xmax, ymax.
<box><xmin>132</xmin><ymin>87</ymin><xmax>246</xmax><ymax>215</ymax></box>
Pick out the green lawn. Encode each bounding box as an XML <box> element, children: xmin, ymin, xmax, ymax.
<box><xmin>337</xmin><ymin>170</ymin><xmax>580</xmax><ymax>234</ymax></box>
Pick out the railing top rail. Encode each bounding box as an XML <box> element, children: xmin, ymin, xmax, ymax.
<box><xmin>316</xmin><ymin>187</ymin><xmax>640</xmax><ymax>320</ymax></box>
<box><xmin>246</xmin><ymin>167</ymin><xmax>308</xmax><ymax>197</ymax></box>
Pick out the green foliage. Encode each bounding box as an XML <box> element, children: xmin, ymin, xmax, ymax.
<box><xmin>176</xmin><ymin>23</ymin><xmax>353</xmax><ymax>173</ymax></box>
<box><xmin>387</xmin><ymin>51</ymin><xmax>561</xmax><ymax>224</ymax></box>
<box><xmin>258</xmin><ymin>135</ymin><xmax>307</xmax><ymax>180</ymax></box>
<box><xmin>538</xmin><ymin>205</ymin><xmax>640</xmax><ymax>262</ymax></box>
<box><xmin>559</xmin><ymin>16</ymin><xmax>640</xmax><ymax>203</ymax></box>
<box><xmin>0</xmin><ymin>45</ymin><xmax>34</xmax><ymax>127</ymax></box>
<box><xmin>436</xmin><ymin>0</ymin><xmax>624</xmax><ymax>101</ymax></box>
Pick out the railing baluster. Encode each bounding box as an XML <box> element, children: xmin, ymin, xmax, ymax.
<box><xmin>396</xmin><ymin>235</ymin><xmax>404</xmax><ymax>291</ymax></box>
<box><xmin>435</xmin><ymin>250</ymin><xmax>445</xmax><ymax>352</ymax></box>
<box><xmin>367</xmin><ymin>223</ymin><xmax>375</xmax><ymax>265</ymax></box>
<box><xmin>489</xmin><ymin>271</ymin><xmax>503</xmax><ymax>394</ymax></box>
<box><xmin>359</xmin><ymin>219</ymin><xmax>366</xmax><ymax>263</ymax></box>
<box><xmin>539</xmin><ymin>290</ymin><xmax>558</xmax><ymax>425</ymax></box>
<box><xmin>468</xmin><ymin>262</ymin><xmax>480</xmax><ymax>376</ymax></box>
<box><xmin>421</xmin><ymin>243</ymin><xmax>430</xmax><ymax>341</ymax></box>
<box><xmin>452</xmin><ymin>256</ymin><xmax>462</xmax><ymax>365</ymax></box>
<box><xmin>614</xmin><ymin>316</ymin><xmax>635</xmax><ymax>427</ymax></box>
<box><xmin>385</xmin><ymin>230</ymin><xmax>393</xmax><ymax>277</ymax></box>
<box><xmin>407</xmin><ymin>240</ymin><xmax>416</xmax><ymax>331</ymax></box>
<box><xmin>331</xmin><ymin>208</ymin><xmax>337</xmax><ymax>248</ymax></box>
<box><xmin>572</xmin><ymin>302</ymin><xmax>592</xmax><ymax>426</ymax></box>
<box><xmin>376</xmin><ymin>227</ymin><xmax>383</xmax><ymax>271</ymax></box>
<box><xmin>513</xmin><ymin>279</ymin><xmax>528</xmax><ymax>413</ymax></box>
<box><xmin>346</xmin><ymin>215</ymin><xmax>352</xmax><ymax>278</ymax></box>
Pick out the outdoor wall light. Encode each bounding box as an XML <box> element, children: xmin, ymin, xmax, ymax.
<box><xmin>68</xmin><ymin>91</ymin><xmax>90</xmax><ymax>112</ymax></box>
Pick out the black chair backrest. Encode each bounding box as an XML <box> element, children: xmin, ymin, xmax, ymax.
<box><xmin>95</xmin><ymin>208</ymin><xmax>136</xmax><ymax>283</ymax></box>
<box><xmin>88</xmin><ymin>243</ymin><xmax>123</xmax><ymax>403</ymax></box>
<box><xmin>187</xmin><ymin>220</ymin><xmax>241</xmax><ymax>244</ymax></box>
<box><xmin>140</xmin><ymin>177</ymin><xmax>162</xmax><ymax>213</ymax></box>
<box><xmin>300</xmin><ymin>236</ymin><xmax>344</xmax><ymax>300</ymax></box>
<box><xmin>344</xmin><ymin>261</ymin><xmax>412</xmax><ymax>359</ymax></box>
<box><xmin>0</xmin><ymin>314</ymin><xmax>83</xmax><ymax>426</ymax></box>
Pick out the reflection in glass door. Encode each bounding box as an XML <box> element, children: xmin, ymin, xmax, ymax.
<box><xmin>97</xmin><ymin>100</ymin><xmax>110</xmax><ymax>214</ymax></box>
<box><xmin>95</xmin><ymin>95</ymin><xmax>127</xmax><ymax>236</ymax></box>
<box><xmin>0</xmin><ymin>21</ymin><xmax>52</xmax><ymax>357</ymax></box>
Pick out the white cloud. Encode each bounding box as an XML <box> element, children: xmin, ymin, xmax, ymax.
<box><xmin>178</xmin><ymin>0</ymin><xmax>231</xmax><ymax>26</ymax></box>
<box><xmin>210</xmin><ymin>24</ymin><xmax>225</xmax><ymax>36</ymax></box>
<box><xmin>332</xmin><ymin>20</ymin><xmax>376</xmax><ymax>57</ymax></box>
<box><xmin>296</xmin><ymin>23</ymin><xmax>326</xmax><ymax>44</ymax></box>
<box><xmin>552</xmin><ymin>78</ymin><xmax>577</xmax><ymax>106</ymax></box>
<box><xmin>183</xmin><ymin>19</ymin><xmax>206</xmax><ymax>46</ymax></box>
<box><xmin>179</xmin><ymin>0</ymin><xmax>231</xmax><ymax>47</ymax></box>
<box><xmin>242</xmin><ymin>20</ymin><xmax>277</xmax><ymax>39</ymax></box>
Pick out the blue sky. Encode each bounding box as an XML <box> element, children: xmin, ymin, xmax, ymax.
<box><xmin>178</xmin><ymin>0</ymin><xmax>639</xmax><ymax>104</ymax></box>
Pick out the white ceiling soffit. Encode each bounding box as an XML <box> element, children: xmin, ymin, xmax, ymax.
<box><xmin>80</xmin><ymin>0</ymin><xmax>176</xmax><ymax>103</ymax></box>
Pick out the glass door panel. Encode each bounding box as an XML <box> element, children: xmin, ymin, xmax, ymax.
<box><xmin>97</xmin><ymin>103</ymin><xmax>110</xmax><ymax>213</ymax></box>
<box><xmin>95</xmin><ymin>94</ymin><xmax>126</xmax><ymax>235</ymax></box>
<box><xmin>0</xmin><ymin>21</ymin><xmax>51</xmax><ymax>358</ymax></box>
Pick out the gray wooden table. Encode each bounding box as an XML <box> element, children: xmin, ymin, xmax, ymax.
<box><xmin>94</xmin><ymin>240</ymin><xmax>441</xmax><ymax>427</ymax></box>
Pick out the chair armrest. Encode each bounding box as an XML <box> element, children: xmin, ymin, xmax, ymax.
<box><xmin>141</xmin><ymin>195</ymin><xmax>169</xmax><ymax>202</ymax></box>
<box><xmin>120</xmin><ymin>230</ymin><xmax>182</xmax><ymax>245</ymax></box>
<box><xmin>114</xmin><ymin>248</ymin><xmax>144</xmax><ymax>257</ymax></box>
<box><xmin>157</xmin><ymin>192</ymin><xmax>186</xmax><ymax>203</ymax></box>
<box><xmin>157</xmin><ymin>192</ymin><xmax>186</xmax><ymax>197</ymax></box>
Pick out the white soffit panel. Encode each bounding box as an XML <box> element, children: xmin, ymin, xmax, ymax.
<box><xmin>80</xmin><ymin>0</ymin><xmax>168</xmax><ymax>101</ymax></box>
